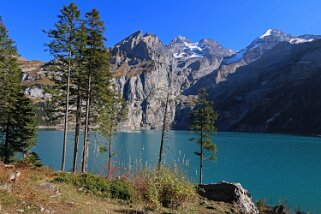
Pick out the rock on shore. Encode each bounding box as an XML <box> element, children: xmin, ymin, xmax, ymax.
<box><xmin>198</xmin><ymin>181</ymin><xmax>259</xmax><ymax>214</ymax></box>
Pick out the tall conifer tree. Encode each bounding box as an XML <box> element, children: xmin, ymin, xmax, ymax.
<box><xmin>71</xmin><ymin>22</ymin><xmax>87</xmax><ymax>173</ymax></box>
<box><xmin>81</xmin><ymin>9</ymin><xmax>113</xmax><ymax>173</ymax></box>
<box><xmin>189</xmin><ymin>89</ymin><xmax>218</xmax><ymax>184</ymax></box>
<box><xmin>0</xmin><ymin>18</ymin><xmax>36</xmax><ymax>163</ymax></box>
<box><xmin>45</xmin><ymin>3</ymin><xmax>80</xmax><ymax>171</ymax></box>
<box><xmin>97</xmin><ymin>94</ymin><xmax>126</xmax><ymax>178</ymax></box>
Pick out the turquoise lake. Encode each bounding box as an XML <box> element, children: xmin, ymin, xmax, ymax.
<box><xmin>34</xmin><ymin>130</ymin><xmax>321</xmax><ymax>213</ymax></box>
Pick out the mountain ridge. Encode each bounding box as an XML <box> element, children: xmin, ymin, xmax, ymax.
<box><xmin>19</xmin><ymin>28</ymin><xmax>321</xmax><ymax>134</ymax></box>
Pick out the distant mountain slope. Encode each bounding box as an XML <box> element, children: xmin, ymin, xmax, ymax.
<box><xmin>210</xmin><ymin>39</ymin><xmax>321</xmax><ymax>134</ymax></box>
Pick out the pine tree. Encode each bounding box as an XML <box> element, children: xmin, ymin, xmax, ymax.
<box><xmin>81</xmin><ymin>9</ymin><xmax>113</xmax><ymax>173</ymax></box>
<box><xmin>71</xmin><ymin>22</ymin><xmax>88</xmax><ymax>173</ymax></box>
<box><xmin>97</xmin><ymin>93</ymin><xmax>126</xmax><ymax>178</ymax></box>
<box><xmin>189</xmin><ymin>88</ymin><xmax>218</xmax><ymax>184</ymax></box>
<box><xmin>0</xmin><ymin>17</ymin><xmax>36</xmax><ymax>163</ymax></box>
<box><xmin>45</xmin><ymin>3</ymin><xmax>81</xmax><ymax>171</ymax></box>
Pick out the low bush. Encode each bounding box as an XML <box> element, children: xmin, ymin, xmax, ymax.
<box><xmin>133</xmin><ymin>167</ymin><xmax>197</xmax><ymax>209</ymax></box>
<box><xmin>53</xmin><ymin>167</ymin><xmax>197</xmax><ymax>210</ymax></box>
<box><xmin>53</xmin><ymin>172</ymin><xmax>133</xmax><ymax>200</ymax></box>
<box><xmin>15</xmin><ymin>152</ymin><xmax>43</xmax><ymax>168</ymax></box>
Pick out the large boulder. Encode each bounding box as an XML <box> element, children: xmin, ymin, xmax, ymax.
<box><xmin>198</xmin><ymin>181</ymin><xmax>259</xmax><ymax>214</ymax></box>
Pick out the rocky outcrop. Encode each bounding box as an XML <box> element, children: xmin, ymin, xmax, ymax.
<box><xmin>18</xmin><ymin>57</ymin><xmax>53</xmax><ymax>101</ymax></box>
<box><xmin>198</xmin><ymin>181</ymin><xmax>259</xmax><ymax>214</ymax></box>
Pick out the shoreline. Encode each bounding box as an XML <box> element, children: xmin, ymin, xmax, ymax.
<box><xmin>37</xmin><ymin>126</ymin><xmax>321</xmax><ymax>138</ymax></box>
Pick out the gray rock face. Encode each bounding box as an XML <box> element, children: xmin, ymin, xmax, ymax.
<box><xmin>110</xmin><ymin>31</ymin><xmax>234</xmax><ymax>130</ymax></box>
<box><xmin>198</xmin><ymin>182</ymin><xmax>259</xmax><ymax>214</ymax></box>
<box><xmin>18</xmin><ymin>58</ymin><xmax>52</xmax><ymax>100</ymax></box>
<box><xmin>111</xmin><ymin>31</ymin><xmax>176</xmax><ymax>129</ymax></box>
<box><xmin>166</xmin><ymin>36</ymin><xmax>234</xmax><ymax>86</ymax></box>
<box><xmin>87</xmin><ymin>29</ymin><xmax>320</xmax><ymax>131</ymax></box>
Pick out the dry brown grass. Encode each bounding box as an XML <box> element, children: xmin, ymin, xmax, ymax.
<box><xmin>0</xmin><ymin>167</ymin><xmax>142</xmax><ymax>213</ymax></box>
<box><xmin>0</xmin><ymin>166</ymin><xmax>241</xmax><ymax>214</ymax></box>
<box><xmin>22</xmin><ymin>77</ymin><xmax>54</xmax><ymax>87</ymax></box>
<box><xmin>111</xmin><ymin>64</ymin><xmax>129</xmax><ymax>78</ymax></box>
<box><xmin>124</xmin><ymin>61</ymin><xmax>155</xmax><ymax>78</ymax></box>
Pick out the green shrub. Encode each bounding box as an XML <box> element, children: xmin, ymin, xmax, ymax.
<box><xmin>53</xmin><ymin>172</ymin><xmax>76</xmax><ymax>183</ymax></box>
<box><xmin>109</xmin><ymin>179</ymin><xmax>132</xmax><ymax>200</ymax></box>
<box><xmin>53</xmin><ymin>172</ymin><xmax>133</xmax><ymax>200</ymax></box>
<box><xmin>15</xmin><ymin>152</ymin><xmax>43</xmax><ymax>168</ymax></box>
<box><xmin>134</xmin><ymin>167</ymin><xmax>197</xmax><ymax>209</ymax></box>
<box><xmin>53</xmin><ymin>167</ymin><xmax>197</xmax><ymax>209</ymax></box>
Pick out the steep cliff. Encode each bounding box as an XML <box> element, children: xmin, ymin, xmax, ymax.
<box><xmin>109</xmin><ymin>31</ymin><xmax>234</xmax><ymax>130</ymax></box>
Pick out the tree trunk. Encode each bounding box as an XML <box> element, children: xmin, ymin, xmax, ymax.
<box><xmin>107</xmin><ymin>135</ymin><xmax>112</xmax><ymax>179</ymax></box>
<box><xmin>200</xmin><ymin>137</ymin><xmax>203</xmax><ymax>185</ymax></box>
<box><xmin>61</xmin><ymin>51</ymin><xmax>71</xmax><ymax>172</ymax></box>
<box><xmin>81</xmin><ymin>72</ymin><xmax>92</xmax><ymax>173</ymax></box>
<box><xmin>92</xmin><ymin>132</ymin><xmax>99</xmax><ymax>172</ymax></box>
<box><xmin>72</xmin><ymin>84</ymin><xmax>81</xmax><ymax>173</ymax></box>
<box><xmin>200</xmin><ymin>106</ymin><xmax>204</xmax><ymax>185</ymax></box>
<box><xmin>4</xmin><ymin>119</ymin><xmax>10</xmax><ymax>164</ymax></box>
<box><xmin>158</xmin><ymin>93</ymin><xmax>169</xmax><ymax>171</ymax></box>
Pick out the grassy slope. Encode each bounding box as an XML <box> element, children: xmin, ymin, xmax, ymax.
<box><xmin>0</xmin><ymin>166</ymin><xmax>242</xmax><ymax>214</ymax></box>
<box><xmin>0</xmin><ymin>167</ymin><xmax>141</xmax><ymax>213</ymax></box>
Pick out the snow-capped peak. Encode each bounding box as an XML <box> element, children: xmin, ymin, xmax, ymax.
<box><xmin>171</xmin><ymin>35</ymin><xmax>190</xmax><ymax>44</ymax></box>
<box><xmin>259</xmin><ymin>29</ymin><xmax>288</xmax><ymax>39</ymax></box>
<box><xmin>260</xmin><ymin>29</ymin><xmax>274</xmax><ymax>39</ymax></box>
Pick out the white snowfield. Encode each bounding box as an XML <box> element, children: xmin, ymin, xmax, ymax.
<box><xmin>224</xmin><ymin>49</ymin><xmax>246</xmax><ymax>64</ymax></box>
<box><xmin>173</xmin><ymin>41</ymin><xmax>204</xmax><ymax>59</ymax></box>
<box><xmin>289</xmin><ymin>38</ymin><xmax>313</xmax><ymax>44</ymax></box>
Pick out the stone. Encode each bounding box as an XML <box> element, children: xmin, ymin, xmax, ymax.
<box><xmin>39</xmin><ymin>182</ymin><xmax>56</xmax><ymax>191</ymax></box>
<box><xmin>272</xmin><ymin>205</ymin><xmax>288</xmax><ymax>214</ymax></box>
<box><xmin>198</xmin><ymin>181</ymin><xmax>259</xmax><ymax>214</ymax></box>
<box><xmin>10</xmin><ymin>171</ymin><xmax>21</xmax><ymax>183</ymax></box>
<box><xmin>0</xmin><ymin>183</ymin><xmax>13</xmax><ymax>192</ymax></box>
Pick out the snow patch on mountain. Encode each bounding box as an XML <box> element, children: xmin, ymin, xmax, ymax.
<box><xmin>173</xmin><ymin>41</ymin><xmax>204</xmax><ymax>59</ymax></box>
<box><xmin>224</xmin><ymin>49</ymin><xmax>246</xmax><ymax>64</ymax></box>
<box><xmin>173</xmin><ymin>52</ymin><xmax>186</xmax><ymax>59</ymax></box>
<box><xmin>260</xmin><ymin>29</ymin><xmax>273</xmax><ymax>39</ymax></box>
<box><xmin>289</xmin><ymin>38</ymin><xmax>313</xmax><ymax>44</ymax></box>
<box><xmin>183</xmin><ymin>41</ymin><xmax>203</xmax><ymax>52</ymax></box>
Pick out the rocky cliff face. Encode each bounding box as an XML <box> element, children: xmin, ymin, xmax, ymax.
<box><xmin>18</xmin><ymin>58</ymin><xmax>53</xmax><ymax>101</ymax></box>
<box><xmin>109</xmin><ymin>31</ymin><xmax>235</xmax><ymax>130</ymax></box>
<box><xmin>20</xmin><ymin>29</ymin><xmax>321</xmax><ymax>134</ymax></box>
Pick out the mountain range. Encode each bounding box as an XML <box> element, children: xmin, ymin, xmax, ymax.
<box><xmin>19</xmin><ymin>29</ymin><xmax>321</xmax><ymax>134</ymax></box>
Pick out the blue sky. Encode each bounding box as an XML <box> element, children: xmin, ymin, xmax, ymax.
<box><xmin>1</xmin><ymin>0</ymin><xmax>321</xmax><ymax>61</ymax></box>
